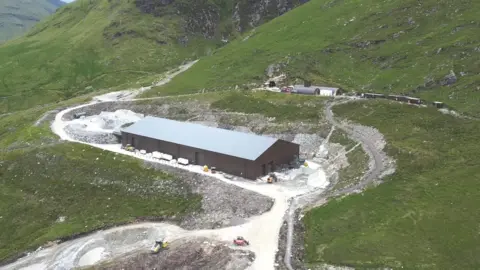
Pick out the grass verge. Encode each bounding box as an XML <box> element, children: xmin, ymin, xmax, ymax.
<box><xmin>0</xmin><ymin>92</ymin><xmax>98</xmax><ymax>150</ymax></box>
<box><xmin>210</xmin><ymin>91</ymin><xmax>326</xmax><ymax>122</ymax></box>
<box><xmin>329</xmin><ymin>130</ymin><xmax>369</xmax><ymax>191</ymax></box>
<box><xmin>329</xmin><ymin>129</ymin><xmax>356</xmax><ymax>149</ymax></box>
<box><xmin>138</xmin><ymin>90</ymin><xmax>327</xmax><ymax>123</ymax></box>
<box><xmin>303</xmin><ymin>100</ymin><xmax>480</xmax><ymax>269</ymax></box>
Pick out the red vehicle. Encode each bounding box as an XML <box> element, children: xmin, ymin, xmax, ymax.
<box><xmin>281</xmin><ymin>86</ymin><xmax>293</xmax><ymax>93</ymax></box>
<box><xmin>233</xmin><ymin>236</ymin><xmax>250</xmax><ymax>246</ymax></box>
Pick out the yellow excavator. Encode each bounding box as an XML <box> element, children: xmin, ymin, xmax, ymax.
<box><xmin>122</xmin><ymin>144</ymin><xmax>134</xmax><ymax>152</ymax></box>
<box><xmin>151</xmin><ymin>239</ymin><xmax>169</xmax><ymax>254</ymax></box>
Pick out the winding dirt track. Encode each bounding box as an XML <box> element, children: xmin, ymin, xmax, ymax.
<box><xmin>283</xmin><ymin>99</ymin><xmax>389</xmax><ymax>270</ymax></box>
<box><xmin>325</xmin><ymin>100</ymin><xmax>386</xmax><ymax>191</ymax></box>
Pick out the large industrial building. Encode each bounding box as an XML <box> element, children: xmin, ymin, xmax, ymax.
<box><xmin>120</xmin><ymin>116</ymin><xmax>300</xmax><ymax>179</ymax></box>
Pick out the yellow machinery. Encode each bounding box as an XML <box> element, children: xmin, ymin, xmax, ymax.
<box><xmin>122</xmin><ymin>144</ymin><xmax>134</xmax><ymax>152</ymax></box>
<box><xmin>151</xmin><ymin>240</ymin><xmax>169</xmax><ymax>254</ymax></box>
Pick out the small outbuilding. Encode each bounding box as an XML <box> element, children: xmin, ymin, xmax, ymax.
<box><xmin>362</xmin><ymin>93</ymin><xmax>385</xmax><ymax>99</ymax></box>
<box><xmin>406</xmin><ymin>97</ymin><xmax>422</xmax><ymax>105</ymax></box>
<box><xmin>120</xmin><ymin>116</ymin><xmax>300</xmax><ymax>180</ymax></box>
<box><xmin>433</xmin><ymin>101</ymin><xmax>444</xmax><ymax>108</ymax></box>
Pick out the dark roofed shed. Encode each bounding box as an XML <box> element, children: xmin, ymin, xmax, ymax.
<box><xmin>120</xmin><ymin>116</ymin><xmax>299</xmax><ymax>179</ymax></box>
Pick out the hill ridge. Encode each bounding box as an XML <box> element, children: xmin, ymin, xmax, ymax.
<box><xmin>0</xmin><ymin>0</ymin><xmax>66</xmax><ymax>42</ymax></box>
<box><xmin>0</xmin><ymin>0</ymin><xmax>307</xmax><ymax>113</ymax></box>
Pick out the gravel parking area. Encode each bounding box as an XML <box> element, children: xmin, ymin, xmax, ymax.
<box><xmin>144</xmin><ymin>161</ymin><xmax>274</xmax><ymax>230</ymax></box>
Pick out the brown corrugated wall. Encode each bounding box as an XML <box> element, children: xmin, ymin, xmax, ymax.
<box><xmin>121</xmin><ymin>132</ymin><xmax>299</xmax><ymax>180</ymax></box>
<box><xmin>252</xmin><ymin>140</ymin><xmax>300</xmax><ymax>177</ymax></box>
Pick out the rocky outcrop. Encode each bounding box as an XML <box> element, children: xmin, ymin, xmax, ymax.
<box><xmin>135</xmin><ymin>0</ymin><xmax>309</xmax><ymax>39</ymax></box>
<box><xmin>233</xmin><ymin>0</ymin><xmax>309</xmax><ymax>32</ymax></box>
<box><xmin>441</xmin><ymin>70</ymin><xmax>457</xmax><ymax>86</ymax></box>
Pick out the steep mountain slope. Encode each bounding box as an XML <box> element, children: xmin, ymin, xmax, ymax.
<box><xmin>0</xmin><ymin>0</ymin><xmax>307</xmax><ymax>113</ymax></box>
<box><xmin>138</xmin><ymin>0</ymin><xmax>480</xmax><ymax>268</ymax></box>
<box><xmin>152</xmin><ymin>0</ymin><xmax>480</xmax><ymax>116</ymax></box>
<box><xmin>0</xmin><ymin>0</ymin><xmax>65</xmax><ymax>43</ymax></box>
<box><xmin>135</xmin><ymin>0</ymin><xmax>309</xmax><ymax>38</ymax></box>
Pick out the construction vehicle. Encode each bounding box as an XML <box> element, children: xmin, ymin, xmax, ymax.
<box><xmin>122</xmin><ymin>144</ymin><xmax>134</xmax><ymax>152</ymax></box>
<box><xmin>267</xmin><ymin>173</ymin><xmax>278</xmax><ymax>184</ymax></box>
<box><xmin>151</xmin><ymin>239</ymin><xmax>169</xmax><ymax>254</ymax></box>
<box><xmin>233</xmin><ymin>236</ymin><xmax>249</xmax><ymax>246</ymax></box>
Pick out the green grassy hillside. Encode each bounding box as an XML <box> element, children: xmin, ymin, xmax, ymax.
<box><xmin>304</xmin><ymin>101</ymin><xmax>480</xmax><ymax>269</ymax></box>
<box><xmin>151</xmin><ymin>0</ymin><xmax>480</xmax><ymax>117</ymax></box>
<box><xmin>0</xmin><ymin>0</ymin><xmax>205</xmax><ymax>113</ymax></box>
<box><xmin>0</xmin><ymin>143</ymin><xmax>200</xmax><ymax>262</ymax></box>
<box><xmin>2</xmin><ymin>0</ymin><xmax>480</xmax><ymax>268</ymax></box>
<box><xmin>0</xmin><ymin>0</ymin><xmax>65</xmax><ymax>43</ymax></box>
<box><xmin>0</xmin><ymin>95</ymin><xmax>201</xmax><ymax>261</ymax></box>
<box><xmin>0</xmin><ymin>0</ymin><xmax>306</xmax><ymax>113</ymax></box>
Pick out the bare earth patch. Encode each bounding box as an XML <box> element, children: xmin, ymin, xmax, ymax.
<box><xmin>86</xmin><ymin>237</ymin><xmax>255</xmax><ymax>270</ymax></box>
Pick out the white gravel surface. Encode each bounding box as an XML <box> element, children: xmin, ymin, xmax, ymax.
<box><xmin>63</xmin><ymin>110</ymin><xmax>144</xmax><ymax>143</ymax></box>
<box><xmin>69</xmin><ymin>110</ymin><xmax>144</xmax><ymax>133</ymax></box>
<box><xmin>78</xmin><ymin>247</ymin><xmax>107</xmax><ymax>267</ymax></box>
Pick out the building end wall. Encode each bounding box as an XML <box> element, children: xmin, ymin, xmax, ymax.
<box><xmin>254</xmin><ymin>139</ymin><xmax>299</xmax><ymax>177</ymax></box>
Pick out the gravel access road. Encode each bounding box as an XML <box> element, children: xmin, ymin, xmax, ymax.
<box><xmin>282</xmin><ymin>98</ymin><xmax>394</xmax><ymax>270</ymax></box>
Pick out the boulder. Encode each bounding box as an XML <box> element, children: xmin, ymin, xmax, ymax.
<box><xmin>441</xmin><ymin>70</ymin><xmax>457</xmax><ymax>86</ymax></box>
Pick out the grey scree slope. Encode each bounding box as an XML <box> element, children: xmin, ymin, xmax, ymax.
<box><xmin>122</xmin><ymin>116</ymin><xmax>278</xmax><ymax>160</ymax></box>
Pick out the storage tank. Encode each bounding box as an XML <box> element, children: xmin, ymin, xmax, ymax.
<box><xmin>291</xmin><ymin>85</ymin><xmax>337</xmax><ymax>96</ymax></box>
<box><xmin>291</xmin><ymin>85</ymin><xmax>318</xmax><ymax>95</ymax></box>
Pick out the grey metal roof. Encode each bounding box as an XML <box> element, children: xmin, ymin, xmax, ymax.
<box><xmin>121</xmin><ymin>116</ymin><xmax>278</xmax><ymax>160</ymax></box>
